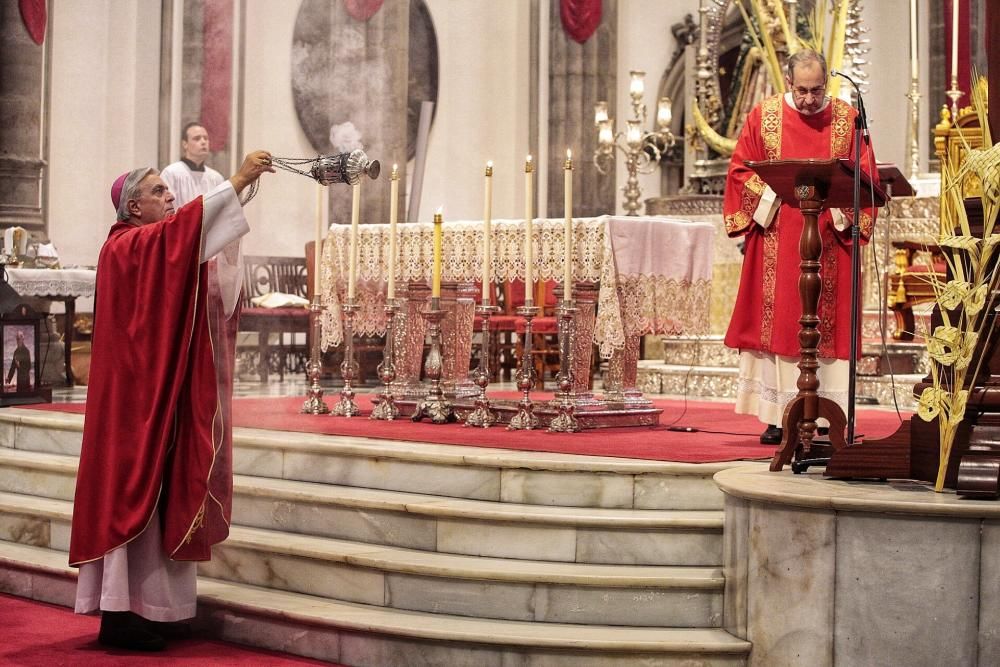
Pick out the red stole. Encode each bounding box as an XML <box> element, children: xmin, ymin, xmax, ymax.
<box><xmin>70</xmin><ymin>197</ymin><xmax>232</xmax><ymax>566</ymax></box>
<box><xmin>723</xmin><ymin>95</ymin><xmax>879</xmax><ymax>360</ymax></box>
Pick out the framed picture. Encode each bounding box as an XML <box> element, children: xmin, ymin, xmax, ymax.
<box><xmin>1</xmin><ymin>303</ymin><xmax>45</xmax><ymax>404</ymax></box>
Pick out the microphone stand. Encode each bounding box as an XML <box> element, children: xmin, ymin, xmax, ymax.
<box><xmin>846</xmin><ymin>84</ymin><xmax>868</xmax><ymax>448</ymax></box>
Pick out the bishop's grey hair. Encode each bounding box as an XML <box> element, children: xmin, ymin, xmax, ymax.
<box><xmin>116</xmin><ymin>168</ymin><xmax>157</xmax><ymax>221</ymax></box>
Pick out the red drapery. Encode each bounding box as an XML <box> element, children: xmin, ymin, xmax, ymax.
<box><xmin>560</xmin><ymin>0</ymin><xmax>601</xmax><ymax>44</ymax></box>
<box><xmin>18</xmin><ymin>0</ymin><xmax>46</xmax><ymax>45</ymax></box>
<box><xmin>345</xmin><ymin>0</ymin><xmax>384</xmax><ymax>22</ymax></box>
<box><xmin>201</xmin><ymin>0</ymin><xmax>233</xmax><ymax>152</ymax></box>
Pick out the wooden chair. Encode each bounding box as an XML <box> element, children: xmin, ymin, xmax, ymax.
<box><xmin>511</xmin><ymin>280</ymin><xmax>560</xmax><ymax>388</ymax></box>
<box><xmin>304</xmin><ymin>241</ymin><xmax>383</xmax><ymax>385</ymax></box>
<box><xmin>467</xmin><ymin>281</ymin><xmax>517</xmax><ymax>382</ymax></box>
<box><xmin>239</xmin><ymin>255</ymin><xmax>310</xmax><ymax>382</ymax></box>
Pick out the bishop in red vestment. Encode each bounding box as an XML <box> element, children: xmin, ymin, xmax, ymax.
<box><xmin>723</xmin><ymin>49</ymin><xmax>879</xmax><ymax>443</ymax></box>
<box><xmin>69</xmin><ymin>151</ymin><xmax>273</xmax><ymax>651</ymax></box>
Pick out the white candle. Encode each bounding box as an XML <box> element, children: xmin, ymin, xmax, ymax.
<box><xmin>315</xmin><ymin>182</ymin><xmax>325</xmax><ymax>299</ymax></box>
<box><xmin>909</xmin><ymin>0</ymin><xmax>918</xmax><ymax>80</ymax></box>
<box><xmin>347</xmin><ymin>182</ymin><xmax>360</xmax><ymax>301</ymax></box>
<box><xmin>387</xmin><ymin>164</ymin><xmax>399</xmax><ymax>300</ymax></box>
<box><xmin>482</xmin><ymin>161</ymin><xmax>493</xmax><ymax>304</ymax></box>
<box><xmin>524</xmin><ymin>155</ymin><xmax>534</xmax><ymax>302</ymax></box>
<box><xmin>563</xmin><ymin>150</ymin><xmax>573</xmax><ymax>301</ymax></box>
<box><xmin>951</xmin><ymin>0</ymin><xmax>959</xmax><ymax>82</ymax></box>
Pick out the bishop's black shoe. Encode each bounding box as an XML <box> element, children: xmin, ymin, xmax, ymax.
<box><xmin>760</xmin><ymin>424</ymin><xmax>783</xmax><ymax>445</ymax></box>
<box><xmin>98</xmin><ymin>611</ymin><xmax>166</xmax><ymax>652</ymax></box>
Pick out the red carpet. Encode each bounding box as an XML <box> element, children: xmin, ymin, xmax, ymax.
<box><xmin>29</xmin><ymin>394</ymin><xmax>909</xmax><ymax>464</ymax></box>
<box><xmin>0</xmin><ymin>592</ymin><xmax>339</xmax><ymax>666</ymax></box>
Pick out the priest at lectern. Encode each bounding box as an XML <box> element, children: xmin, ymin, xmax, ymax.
<box><xmin>722</xmin><ymin>48</ymin><xmax>880</xmax><ymax>445</ymax></box>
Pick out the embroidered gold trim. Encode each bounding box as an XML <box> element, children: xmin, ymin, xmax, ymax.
<box><xmin>727</xmin><ymin>174</ymin><xmax>767</xmax><ymax>236</ymax></box>
<box><xmin>818</xmin><ymin>233</ymin><xmax>838</xmax><ymax>357</ymax></box>
<box><xmin>830</xmin><ymin>99</ymin><xmax>852</xmax><ymax>158</ymax></box>
<box><xmin>725</xmin><ymin>210</ymin><xmax>752</xmax><ymax>235</ymax></box>
<box><xmin>182</xmin><ymin>504</ymin><xmax>206</xmax><ymax>545</ymax></box>
<box><xmin>858</xmin><ymin>211</ymin><xmax>874</xmax><ymax>239</ymax></box>
<box><xmin>761</xmin><ymin>224</ymin><xmax>779</xmax><ymax>348</ymax></box>
<box><xmin>760</xmin><ymin>96</ymin><xmax>783</xmax><ymax>160</ymax></box>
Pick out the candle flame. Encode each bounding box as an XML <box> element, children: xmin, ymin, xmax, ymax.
<box><xmin>485</xmin><ymin>161</ymin><xmax>493</xmax><ymax>177</ymax></box>
<box><xmin>434</xmin><ymin>206</ymin><xmax>443</xmax><ymax>221</ymax></box>
<box><xmin>391</xmin><ymin>163</ymin><xmax>399</xmax><ymax>180</ymax></box>
<box><xmin>566</xmin><ymin>149</ymin><xmax>572</xmax><ymax>159</ymax></box>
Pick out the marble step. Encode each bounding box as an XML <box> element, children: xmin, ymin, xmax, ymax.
<box><xmin>0</xmin><ymin>490</ymin><xmax>724</xmax><ymax>627</ymax></box>
<box><xmin>637</xmin><ymin>361</ymin><xmax>920</xmax><ymax>410</ymax></box>
<box><xmin>0</xmin><ymin>450</ymin><xmax>726</xmax><ymax>566</ymax></box>
<box><xmin>234</xmin><ymin>475</ymin><xmax>724</xmax><ymax>565</ymax></box>
<box><xmin>0</xmin><ymin>407</ymin><xmax>743</xmax><ymax>511</ymax></box>
<box><xmin>660</xmin><ymin>335</ymin><xmax>737</xmax><ymax>368</ymax></box>
<box><xmin>210</xmin><ymin>525</ymin><xmax>725</xmax><ymax>628</ymax></box>
<box><xmin>637</xmin><ymin>362</ymin><xmax>738</xmax><ymax>399</ymax></box>
<box><xmin>0</xmin><ymin>540</ymin><xmax>751</xmax><ymax>666</ymax></box>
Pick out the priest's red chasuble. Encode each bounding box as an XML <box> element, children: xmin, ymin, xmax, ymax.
<box><xmin>70</xmin><ymin>198</ymin><xmax>233</xmax><ymax>566</ymax></box>
<box><xmin>723</xmin><ymin>94</ymin><xmax>879</xmax><ymax>360</ymax></box>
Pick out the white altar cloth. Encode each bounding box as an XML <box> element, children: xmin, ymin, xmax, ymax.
<box><xmin>320</xmin><ymin>215</ymin><xmax>714</xmax><ymax>357</ymax></box>
<box><xmin>5</xmin><ymin>268</ymin><xmax>96</xmax><ymax>298</ymax></box>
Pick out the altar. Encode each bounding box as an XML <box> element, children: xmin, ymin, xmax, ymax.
<box><xmin>318</xmin><ymin>215</ymin><xmax>713</xmax><ymax>423</ymax></box>
<box><xmin>4</xmin><ymin>268</ymin><xmax>96</xmax><ymax>386</ymax></box>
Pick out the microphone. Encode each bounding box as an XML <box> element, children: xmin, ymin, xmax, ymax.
<box><xmin>830</xmin><ymin>69</ymin><xmax>859</xmax><ymax>91</ymax></box>
<box><xmin>830</xmin><ymin>69</ymin><xmax>869</xmax><ymax>144</ymax></box>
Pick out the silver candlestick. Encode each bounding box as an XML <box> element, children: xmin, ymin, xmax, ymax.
<box><xmin>905</xmin><ymin>77</ymin><xmax>921</xmax><ymax>179</ymax></box>
<box><xmin>370</xmin><ymin>298</ymin><xmax>401</xmax><ymax>421</ymax></box>
<box><xmin>412</xmin><ymin>299</ymin><xmax>455</xmax><ymax>424</ymax></box>
<box><xmin>300</xmin><ymin>300</ymin><xmax>330</xmax><ymax>414</ymax></box>
<box><xmin>946</xmin><ymin>76</ymin><xmax>963</xmax><ymax>121</ymax></box>
<box><xmin>331</xmin><ymin>301</ymin><xmax>361</xmax><ymax>417</ymax></box>
<box><xmin>548</xmin><ymin>300</ymin><xmax>580</xmax><ymax>433</ymax></box>
<box><xmin>508</xmin><ymin>302</ymin><xmax>540</xmax><ymax>430</ymax></box>
<box><xmin>465</xmin><ymin>304</ymin><xmax>500</xmax><ymax>428</ymax></box>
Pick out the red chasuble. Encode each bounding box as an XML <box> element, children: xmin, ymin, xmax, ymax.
<box><xmin>723</xmin><ymin>94</ymin><xmax>879</xmax><ymax>360</ymax></box>
<box><xmin>70</xmin><ymin>198</ymin><xmax>234</xmax><ymax>566</ymax></box>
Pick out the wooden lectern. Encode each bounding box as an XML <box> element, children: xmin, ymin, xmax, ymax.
<box><xmin>743</xmin><ymin>158</ymin><xmax>887</xmax><ymax>472</ymax></box>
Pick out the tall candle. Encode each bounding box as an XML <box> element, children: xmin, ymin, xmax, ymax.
<box><xmin>347</xmin><ymin>182</ymin><xmax>360</xmax><ymax>301</ymax></box>
<box><xmin>432</xmin><ymin>209</ymin><xmax>443</xmax><ymax>298</ymax></box>
<box><xmin>909</xmin><ymin>0</ymin><xmax>918</xmax><ymax>80</ymax></box>
<box><xmin>315</xmin><ymin>182</ymin><xmax>325</xmax><ymax>299</ymax></box>
<box><xmin>524</xmin><ymin>155</ymin><xmax>534</xmax><ymax>303</ymax></box>
<box><xmin>482</xmin><ymin>161</ymin><xmax>493</xmax><ymax>303</ymax></box>
<box><xmin>951</xmin><ymin>0</ymin><xmax>959</xmax><ymax>82</ymax></box>
<box><xmin>563</xmin><ymin>149</ymin><xmax>573</xmax><ymax>301</ymax></box>
<box><xmin>387</xmin><ymin>164</ymin><xmax>399</xmax><ymax>300</ymax></box>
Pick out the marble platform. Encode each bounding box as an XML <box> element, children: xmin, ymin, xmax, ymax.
<box><xmin>716</xmin><ymin>466</ymin><xmax>1000</xmax><ymax>667</ymax></box>
<box><xmin>0</xmin><ymin>406</ymin><xmax>759</xmax><ymax>665</ymax></box>
<box><xmin>637</xmin><ymin>325</ymin><xmax>927</xmax><ymax>411</ymax></box>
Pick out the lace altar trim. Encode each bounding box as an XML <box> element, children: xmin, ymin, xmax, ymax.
<box><xmin>4</xmin><ymin>269</ymin><xmax>97</xmax><ymax>298</ymax></box>
<box><xmin>319</xmin><ymin>217</ymin><xmax>712</xmax><ymax>356</ymax></box>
